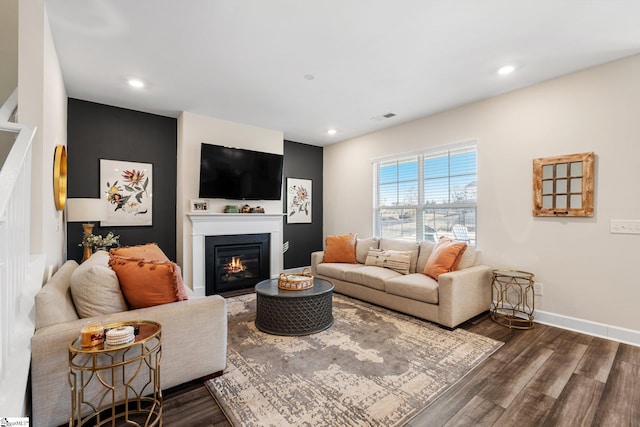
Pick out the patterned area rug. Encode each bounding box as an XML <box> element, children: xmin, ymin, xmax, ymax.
<box><xmin>207</xmin><ymin>293</ymin><xmax>502</xmax><ymax>427</ymax></box>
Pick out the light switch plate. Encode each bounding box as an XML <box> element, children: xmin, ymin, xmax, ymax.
<box><xmin>610</xmin><ymin>220</ymin><xmax>640</xmax><ymax>234</ymax></box>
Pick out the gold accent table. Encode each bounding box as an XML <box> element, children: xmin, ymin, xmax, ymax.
<box><xmin>68</xmin><ymin>321</ymin><xmax>162</xmax><ymax>426</ymax></box>
<box><xmin>490</xmin><ymin>269</ymin><xmax>536</xmax><ymax>329</ymax></box>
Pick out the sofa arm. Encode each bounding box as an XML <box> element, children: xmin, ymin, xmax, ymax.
<box><xmin>311</xmin><ymin>251</ymin><xmax>325</xmax><ymax>276</ymax></box>
<box><xmin>437</xmin><ymin>265</ymin><xmax>492</xmax><ymax>328</ymax></box>
<box><xmin>31</xmin><ymin>295</ymin><xmax>227</xmax><ymax>427</ymax></box>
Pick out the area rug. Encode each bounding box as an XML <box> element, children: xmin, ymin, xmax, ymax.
<box><xmin>206</xmin><ymin>294</ymin><xmax>502</xmax><ymax>427</ymax></box>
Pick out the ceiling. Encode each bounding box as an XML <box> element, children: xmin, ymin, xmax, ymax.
<box><xmin>45</xmin><ymin>0</ymin><xmax>640</xmax><ymax>146</ymax></box>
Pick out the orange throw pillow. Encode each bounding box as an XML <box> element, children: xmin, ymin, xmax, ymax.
<box><xmin>110</xmin><ymin>243</ymin><xmax>169</xmax><ymax>262</ymax></box>
<box><xmin>109</xmin><ymin>256</ymin><xmax>188</xmax><ymax>309</ymax></box>
<box><xmin>423</xmin><ymin>237</ymin><xmax>467</xmax><ymax>280</ymax></box>
<box><xmin>323</xmin><ymin>233</ymin><xmax>357</xmax><ymax>263</ymax></box>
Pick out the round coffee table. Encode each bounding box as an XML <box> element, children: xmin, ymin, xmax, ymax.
<box><xmin>255</xmin><ymin>278</ymin><xmax>334</xmax><ymax>336</ymax></box>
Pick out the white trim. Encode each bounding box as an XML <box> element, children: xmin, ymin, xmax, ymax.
<box><xmin>370</xmin><ymin>138</ymin><xmax>478</xmax><ymax>164</ymax></box>
<box><xmin>535</xmin><ymin>309</ymin><xmax>640</xmax><ymax>347</ymax></box>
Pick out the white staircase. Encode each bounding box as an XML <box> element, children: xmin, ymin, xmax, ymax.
<box><xmin>0</xmin><ymin>88</ymin><xmax>37</xmax><ymax>416</ymax></box>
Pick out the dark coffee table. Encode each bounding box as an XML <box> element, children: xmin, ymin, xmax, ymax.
<box><xmin>255</xmin><ymin>278</ymin><xmax>334</xmax><ymax>336</ymax></box>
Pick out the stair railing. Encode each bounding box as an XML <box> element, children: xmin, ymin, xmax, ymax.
<box><xmin>0</xmin><ymin>88</ymin><xmax>37</xmax><ymax>415</ymax></box>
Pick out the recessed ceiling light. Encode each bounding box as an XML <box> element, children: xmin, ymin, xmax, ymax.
<box><xmin>304</xmin><ymin>74</ymin><xmax>315</xmax><ymax>81</ymax></box>
<box><xmin>128</xmin><ymin>78</ymin><xmax>145</xmax><ymax>88</ymax></box>
<box><xmin>497</xmin><ymin>65</ymin><xmax>516</xmax><ymax>76</ymax></box>
<box><xmin>327</xmin><ymin>129</ymin><xmax>337</xmax><ymax>135</ymax></box>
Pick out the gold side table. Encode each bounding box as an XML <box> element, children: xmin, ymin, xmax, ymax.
<box><xmin>68</xmin><ymin>320</ymin><xmax>162</xmax><ymax>426</ymax></box>
<box><xmin>491</xmin><ymin>269</ymin><xmax>536</xmax><ymax>329</ymax></box>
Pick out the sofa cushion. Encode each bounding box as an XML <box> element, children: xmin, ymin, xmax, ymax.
<box><xmin>423</xmin><ymin>237</ymin><xmax>467</xmax><ymax>280</ymax></box>
<box><xmin>70</xmin><ymin>251</ymin><xmax>128</xmax><ymax>318</ymax></box>
<box><xmin>385</xmin><ymin>273</ymin><xmax>439</xmax><ymax>304</ymax></box>
<box><xmin>323</xmin><ymin>233</ymin><xmax>357</xmax><ymax>263</ymax></box>
<box><xmin>316</xmin><ymin>262</ymin><xmax>365</xmax><ymax>281</ymax></box>
<box><xmin>416</xmin><ymin>241</ymin><xmax>436</xmax><ymax>273</ymax></box>
<box><xmin>356</xmin><ymin>237</ymin><xmax>379</xmax><ymax>264</ymax></box>
<box><xmin>34</xmin><ymin>260</ymin><xmax>80</xmax><ymax>329</ymax></box>
<box><xmin>109</xmin><ymin>256</ymin><xmax>189</xmax><ymax>309</ymax></box>
<box><xmin>457</xmin><ymin>245</ymin><xmax>477</xmax><ymax>270</ymax></box>
<box><xmin>379</xmin><ymin>238</ymin><xmax>420</xmax><ymax>273</ymax></box>
<box><xmin>364</xmin><ymin>248</ymin><xmax>412</xmax><ymax>274</ymax></box>
<box><xmin>344</xmin><ymin>266</ymin><xmax>402</xmax><ymax>291</ymax></box>
<box><xmin>110</xmin><ymin>243</ymin><xmax>170</xmax><ymax>262</ymax></box>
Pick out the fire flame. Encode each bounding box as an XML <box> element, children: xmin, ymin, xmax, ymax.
<box><xmin>226</xmin><ymin>257</ymin><xmax>246</xmax><ymax>274</ymax></box>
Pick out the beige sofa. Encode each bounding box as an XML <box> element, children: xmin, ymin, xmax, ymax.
<box><xmin>311</xmin><ymin>237</ymin><xmax>492</xmax><ymax>329</ymax></box>
<box><xmin>30</xmin><ymin>251</ymin><xmax>227</xmax><ymax>427</ymax></box>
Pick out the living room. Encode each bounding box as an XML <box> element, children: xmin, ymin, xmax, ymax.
<box><xmin>2</xmin><ymin>1</ymin><xmax>640</xmax><ymax>425</ymax></box>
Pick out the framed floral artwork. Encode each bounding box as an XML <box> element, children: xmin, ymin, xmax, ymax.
<box><xmin>287</xmin><ymin>178</ymin><xmax>311</xmax><ymax>223</ymax></box>
<box><xmin>100</xmin><ymin>159</ymin><xmax>153</xmax><ymax>226</ymax></box>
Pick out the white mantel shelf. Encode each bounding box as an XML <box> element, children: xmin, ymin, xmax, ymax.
<box><xmin>188</xmin><ymin>212</ymin><xmax>286</xmax><ymax>220</ymax></box>
<box><xmin>188</xmin><ymin>212</ymin><xmax>284</xmax><ymax>297</ymax></box>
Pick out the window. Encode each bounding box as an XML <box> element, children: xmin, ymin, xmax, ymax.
<box><xmin>374</xmin><ymin>142</ymin><xmax>477</xmax><ymax>245</ymax></box>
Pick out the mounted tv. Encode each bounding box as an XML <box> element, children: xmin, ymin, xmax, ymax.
<box><xmin>199</xmin><ymin>143</ymin><xmax>284</xmax><ymax>200</ymax></box>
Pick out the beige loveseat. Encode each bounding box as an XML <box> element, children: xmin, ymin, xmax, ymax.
<box><xmin>31</xmin><ymin>251</ymin><xmax>227</xmax><ymax>427</ymax></box>
<box><xmin>311</xmin><ymin>237</ymin><xmax>492</xmax><ymax>329</ymax></box>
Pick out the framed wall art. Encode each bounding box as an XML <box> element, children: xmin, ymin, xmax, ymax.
<box><xmin>532</xmin><ymin>152</ymin><xmax>594</xmax><ymax>217</ymax></box>
<box><xmin>100</xmin><ymin>159</ymin><xmax>153</xmax><ymax>226</ymax></box>
<box><xmin>287</xmin><ymin>178</ymin><xmax>312</xmax><ymax>223</ymax></box>
<box><xmin>190</xmin><ymin>199</ymin><xmax>210</xmax><ymax>213</ymax></box>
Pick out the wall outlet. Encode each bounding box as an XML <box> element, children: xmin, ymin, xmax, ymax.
<box><xmin>534</xmin><ymin>282</ymin><xmax>543</xmax><ymax>296</ymax></box>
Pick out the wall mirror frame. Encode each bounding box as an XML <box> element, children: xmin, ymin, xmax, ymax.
<box><xmin>53</xmin><ymin>145</ymin><xmax>67</xmax><ymax>211</ymax></box>
<box><xmin>533</xmin><ymin>152</ymin><xmax>594</xmax><ymax>217</ymax></box>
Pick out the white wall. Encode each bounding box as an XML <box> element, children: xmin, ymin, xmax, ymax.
<box><xmin>324</xmin><ymin>54</ymin><xmax>640</xmax><ymax>333</ymax></box>
<box><xmin>0</xmin><ymin>0</ymin><xmax>18</xmax><ymax>104</ymax></box>
<box><xmin>18</xmin><ymin>0</ymin><xmax>68</xmax><ymax>271</ymax></box>
<box><xmin>176</xmin><ymin>111</ymin><xmax>284</xmax><ymax>287</ymax></box>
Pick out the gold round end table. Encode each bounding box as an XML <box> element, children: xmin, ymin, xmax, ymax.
<box><xmin>68</xmin><ymin>320</ymin><xmax>162</xmax><ymax>426</ymax></box>
<box><xmin>490</xmin><ymin>269</ymin><xmax>536</xmax><ymax>329</ymax></box>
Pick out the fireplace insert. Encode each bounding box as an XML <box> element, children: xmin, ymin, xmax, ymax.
<box><xmin>205</xmin><ymin>233</ymin><xmax>270</xmax><ymax>295</ymax></box>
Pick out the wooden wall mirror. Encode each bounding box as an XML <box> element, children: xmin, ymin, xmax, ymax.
<box><xmin>533</xmin><ymin>152</ymin><xmax>594</xmax><ymax>217</ymax></box>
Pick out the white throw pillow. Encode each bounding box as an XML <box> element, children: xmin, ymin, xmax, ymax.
<box><xmin>457</xmin><ymin>245</ymin><xmax>477</xmax><ymax>270</ymax></box>
<box><xmin>364</xmin><ymin>248</ymin><xmax>412</xmax><ymax>274</ymax></box>
<box><xmin>356</xmin><ymin>237</ymin><xmax>379</xmax><ymax>264</ymax></box>
<box><xmin>70</xmin><ymin>251</ymin><xmax>128</xmax><ymax>318</ymax></box>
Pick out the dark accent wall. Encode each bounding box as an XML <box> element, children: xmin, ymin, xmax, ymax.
<box><xmin>66</xmin><ymin>99</ymin><xmax>177</xmax><ymax>262</ymax></box>
<box><xmin>282</xmin><ymin>140</ymin><xmax>323</xmax><ymax>268</ymax></box>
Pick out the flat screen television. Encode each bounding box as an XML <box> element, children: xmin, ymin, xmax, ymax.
<box><xmin>199</xmin><ymin>143</ymin><xmax>284</xmax><ymax>200</ymax></box>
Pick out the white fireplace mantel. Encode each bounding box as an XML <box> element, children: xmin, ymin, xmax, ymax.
<box><xmin>188</xmin><ymin>213</ymin><xmax>284</xmax><ymax>296</ymax></box>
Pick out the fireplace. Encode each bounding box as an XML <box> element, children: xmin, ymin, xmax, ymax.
<box><xmin>205</xmin><ymin>233</ymin><xmax>270</xmax><ymax>295</ymax></box>
<box><xmin>189</xmin><ymin>213</ymin><xmax>283</xmax><ymax>297</ymax></box>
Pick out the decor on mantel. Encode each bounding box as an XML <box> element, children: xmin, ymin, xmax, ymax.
<box><xmin>208</xmin><ymin>293</ymin><xmax>502</xmax><ymax>427</ymax></box>
<box><xmin>190</xmin><ymin>199</ymin><xmax>210</xmax><ymax>213</ymax></box>
<box><xmin>66</xmin><ymin>198</ymin><xmax>108</xmax><ymax>261</ymax></box>
<box><xmin>287</xmin><ymin>177</ymin><xmax>312</xmax><ymax>223</ymax></box>
<box><xmin>100</xmin><ymin>159</ymin><xmax>153</xmax><ymax>226</ymax></box>
<box><xmin>218</xmin><ymin>204</ymin><xmax>266</xmax><ymax>214</ymax></box>
<box><xmin>532</xmin><ymin>152</ymin><xmax>594</xmax><ymax>217</ymax></box>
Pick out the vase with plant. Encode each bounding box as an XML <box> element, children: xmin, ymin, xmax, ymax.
<box><xmin>79</xmin><ymin>231</ymin><xmax>120</xmax><ymax>253</ymax></box>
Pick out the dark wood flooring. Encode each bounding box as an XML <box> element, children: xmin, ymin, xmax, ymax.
<box><xmin>162</xmin><ymin>313</ymin><xmax>640</xmax><ymax>426</ymax></box>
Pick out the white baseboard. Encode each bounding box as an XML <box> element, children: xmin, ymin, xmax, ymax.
<box><xmin>535</xmin><ymin>309</ymin><xmax>640</xmax><ymax>347</ymax></box>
